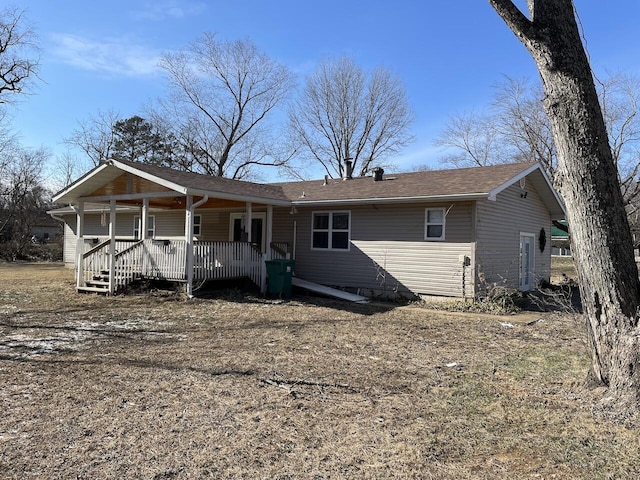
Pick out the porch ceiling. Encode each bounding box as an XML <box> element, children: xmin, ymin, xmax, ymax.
<box><xmin>86</xmin><ymin>173</ymin><xmax>173</xmax><ymax>198</ymax></box>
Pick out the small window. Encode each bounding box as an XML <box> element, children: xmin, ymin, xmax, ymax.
<box><xmin>312</xmin><ymin>212</ymin><xmax>350</xmax><ymax>250</ymax></box>
<box><xmin>134</xmin><ymin>215</ymin><xmax>155</xmax><ymax>239</ymax></box>
<box><xmin>425</xmin><ymin>208</ymin><xmax>445</xmax><ymax>240</ymax></box>
<box><xmin>193</xmin><ymin>215</ymin><xmax>202</xmax><ymax>236</ymax></box>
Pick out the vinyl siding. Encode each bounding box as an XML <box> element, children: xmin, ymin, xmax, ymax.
<box><xmin>286</xmin><ymin>202</ymin><xmax>475</xmax><ymax>298</ymax></box>
<box><xmin>476</xmin><ymin>180</ymin><xmax>552</xmax><ymax>291</ymax></box>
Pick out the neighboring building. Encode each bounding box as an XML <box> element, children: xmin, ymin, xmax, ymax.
<box><xmin>551</xmin><ymin>220</ymin><xmax>571</xmax><ymax>256</ymax></box>
<box><xmin>30</xmin><ymin>213</ymin><xmax>63</xmax><ymax>243</ymax></box>
<box><xmin>49</xmin><ymin>159</ymin><xmax>565</xmax><ymax>299</ymax></box>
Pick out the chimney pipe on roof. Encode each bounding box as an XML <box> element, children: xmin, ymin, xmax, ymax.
<box><xmin>343</xmin><ymin>158</ymin><xmax>353</xmax><ymax>180</ymax></box>
<box><xmin>372</xmin><ymin>167</ymin><xmax>384</xmax><ymax>182</ymax></box>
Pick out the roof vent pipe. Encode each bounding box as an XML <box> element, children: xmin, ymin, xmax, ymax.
<box><xmin>373</xmin><ymin>167</ymin><xmax>384</xmax><ymax>182</ymax></box>
<box><xmin>343</xmin><ymin>158</ymin><xmax>353</xmax><ymax>180</ymax></box>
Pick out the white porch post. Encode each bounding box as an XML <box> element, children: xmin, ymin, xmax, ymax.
<box><xmin>185</xmin><ymin>195</ymin><xmax>194</xmax><ymax>297</ymax></box>
<box><xmin>75</xmin><ymin>200</ymin><xmax>85</xmax><ymax>289</ymax></box>
<box><xmin>262</xmin><ymin>205</ymin><xmax>273</xmax><ymax>293</ymax></box>
<box><xmin>266</xmin><ymin>205</ymin><xmax>273</xmax><ymax>260</ymax></box>
<box><xmin>108</xmin><ymin>199</ymin><xmax>116</xmax><ymax>295</ymax></box>
<box><xmin>245</xmin><ymin>202</ymin><xmax>252</xmax><ymax>243</ymax></box>
<box><xmin>141</xmin><ymin>198</ymin><xmax>149</xmax><ymax>240</ymax></box>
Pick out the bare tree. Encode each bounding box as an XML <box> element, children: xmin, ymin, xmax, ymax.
<box><xmin>289</xmin><ymin>56</ymin><xmax>413</xmax><ymax>179</ymax></box>
<box><xmin>596</xmin><ymin>72</ymin><xmax>640</xmax><ymax>206</ymax></box>
<box><xmin>0</xmin><ymin>146</ymin><xmax>50</xmax><ymax>259</ymax></box>
<box><xmin>434</xmin><ymin>110</ymin><xmax>504</xmax><ymax>167</ymax></box>
<box><xmin>439</xmin><ymin>73</ymin><xmax>640</xmax><ymax>183</ymax></box>
<box><xmin>437</xmin><ymin>77</ymin><xmax>556</xmax><ymax>171</ymax></box>
<box><xmin>489</xmin><ymin>0</ymin><xmax>640</xmax><ymax>416</ymax></box>
<box><xmin>49</xmin><ymin>151</ymin><xmax>92</xmax><ymax>192</ymax></box>
<box><xmin>0</xmin><ymin>7</ymin><xmax>39</xmax><ymax>104</ymax></box>
<box><xmin>65</xmin><ymin>109</ymin><xmax>120</xmax><ymax>166</ymax></box>
<box><xmin>157</xmin><ymin>33</ymin><xmax>295</xmax><ymax>179</ymax></box>
<box><xmin>492</xmin><ymin>76</ymin><xmax>556</xmax><ymax>169</ymax></box>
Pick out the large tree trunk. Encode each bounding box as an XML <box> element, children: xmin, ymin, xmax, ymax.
<box><xmin>489</xmin><ymin>0</ymin><xmax>640</xmax><ymax>414</ymax></box>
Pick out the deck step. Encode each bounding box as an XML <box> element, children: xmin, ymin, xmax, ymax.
<box><xmin>77</xmin><ymin>286</ymin><xmax>110</xmax><ymax>293</ymax></box>
<box><xmin>87</xmin><ymin>280</ymin><xmax>110</xmax><ymax>286</ymax></box>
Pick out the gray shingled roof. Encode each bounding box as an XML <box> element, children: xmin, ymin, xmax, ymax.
<box><xmin>272</xmin><ymin>162</ymin><xmax>537</xmax><ymax>203</ymax></box>
<box><xmin>115</xmin><ymin>159</ymin><xmax>290</xmax><ymax>202</ymax></box>
<box><xmin>55</xmin><ymin>159</ymin><xmax>551</xmax><ymax>209</ymax></box>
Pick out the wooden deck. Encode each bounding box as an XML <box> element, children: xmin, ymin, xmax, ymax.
<box><xmin>78</xmin><ymin>239</ymin><xmax>273</xmax><ymax>294</ymax></box>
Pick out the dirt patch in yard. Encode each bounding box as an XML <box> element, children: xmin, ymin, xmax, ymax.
<box><xmin>1</xmin><ymin>263</ymin><xmax>639</xmax><ymax>479</ymax></box>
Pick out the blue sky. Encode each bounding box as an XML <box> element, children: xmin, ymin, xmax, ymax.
<box><xmin>8</xmin><ymin>0</ymin><xmax>640</xmax><ymax>181</ymax></box>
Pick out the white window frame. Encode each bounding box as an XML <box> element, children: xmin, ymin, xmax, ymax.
<box><xmin>424</xmin><ymin>208</ymin><xmax>445</xmax><ymax>241</ymax></box>
<box><xmin>134</xmin><ymin>215</ymin><xmax>155</xmax><ymax>239</ymax></box>
<box><xmin>193</xmin><ymin>214</ymin><xmax>202</xmax><ymax>236</ymax></box>
<box><xmin>311</xmin><ymin>211</ymin><xmax>351</xmax><ymax>251</ymax></box>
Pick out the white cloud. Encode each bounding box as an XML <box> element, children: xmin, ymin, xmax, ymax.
<box><xmin>132</xmin><ymin>1</ymin><xmax>207</xmax><ymax>21</ymax></box>
<box><xmin>49</xmin><ymin>33</ymin><xmax>162</xmax><ymax>77</ymax></box>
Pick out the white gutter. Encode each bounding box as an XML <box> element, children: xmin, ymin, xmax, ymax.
<box><xmin>187</xmin><ymin>188</ymin><xmax>291</xmax><ymax>207</ymax></box>
<box><xmin>291</xmin><ymin>192</ymin><xmax>489</xmax><ymax>207</ymax></box>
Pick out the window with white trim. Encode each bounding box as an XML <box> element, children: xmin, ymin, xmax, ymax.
<box><xmin>193</xmin><ymin>215</ymin><xmax>202</xmax><ymax>236</ymax></box>
<box><xmin>134</xmin><ymin>215</ymin><xmax>155</xmax><ymax>239</ymax></box>
<box><xmin>312</xmin><ymin>211</ymin><xmax>350</xmax><ymax>250</ymax></box>
<box><xmin>425</xmin><ymin>208</ymin><xmax>445</xmax><ymax>240</ymax></box>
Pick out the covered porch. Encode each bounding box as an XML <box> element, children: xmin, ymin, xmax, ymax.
<box><xmin>52</xmin><ymin>159</ymin><xmax>292</xmax><ymax>296</ymax></box>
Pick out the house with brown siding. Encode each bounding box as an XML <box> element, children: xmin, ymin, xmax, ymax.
<box><xmin>50</xmin><ymin>159</ymin><xmax>564</xmax><ymax>300</ymax></box>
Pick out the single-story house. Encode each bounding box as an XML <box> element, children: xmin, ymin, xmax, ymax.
<box><xmin>49</xmin><ymin>159</ymin><xmax>565</xmax><ymax>299</ymax></box>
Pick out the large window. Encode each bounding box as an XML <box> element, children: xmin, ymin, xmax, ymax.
<box><xmin>312</xmin><ymin>212</ymin><xmax>350</xmax><ymax>250</ymax></box>
<box><xmin>425</xmin><ymin>208</ymin><xmax>445</xmax><ymax>241</ymax></box>
<box><xmin>134</xmin><ymin>215</ymin><xmax>155</xmax><ymax>239</ymax></box>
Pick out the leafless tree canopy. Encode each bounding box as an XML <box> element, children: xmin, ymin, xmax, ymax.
<box><xmin>436</xmin><ymin>76</ymin><xmax>555</xmax><ymax>171</ymax></box>
<box><xmin>288</xmin><ymin>56</ymin><xmax>413</xmax><ymax>179</ymax></box>
<box><xmin>64</xmin><ymin>110</ymin><xmax>120</xmax><ymax>167</ymax></box>
<box><xmin>437</xmin><ymin>73</ymin><xmax>640</xmax><ymax>207</ymax></box>
<box><xmin>0</xmin><ymin>7</ymin><xmax>39</xmax><ymax>104</ymax></box>
<box><xmin>157</xmin><ymin>33</ymin><xmax>295</xmax><ymax>179</ymax></box>
<box><xmin>0</xmin><ymin>146</ymin><xmax>50</xmax><ymax>259</ymax></box>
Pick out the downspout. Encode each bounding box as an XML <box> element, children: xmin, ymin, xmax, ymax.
<box><xmin>293</xmin><ymin>221</ymin><xmax>297</xmax><ymax>261</ymax></box>
<box><xmin>186</xmin><ymin>194</ymin><xmax>209</xmax><ymax>299</ymax></box>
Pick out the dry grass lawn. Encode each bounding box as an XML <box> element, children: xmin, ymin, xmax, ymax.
<box><xmin>1</xmin><ymin>262</ymin><xmax>639</xmax><ymax>479</ymax></box>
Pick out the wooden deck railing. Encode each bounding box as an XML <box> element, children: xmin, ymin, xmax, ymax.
<box><xmin>80</xmin><ymin>239</ymin><xmax>268</xmax><ymax>293</ymax></box>
<box><xmin>80</xmin><ymin>239</ymin><xmax>138</xmax><ymax>287</ymax></box>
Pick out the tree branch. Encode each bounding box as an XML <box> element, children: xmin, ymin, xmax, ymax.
<box><xmin>488</xmin><ymin>0</ymin><xmax>536</xmax><ymax>43</ymax></box>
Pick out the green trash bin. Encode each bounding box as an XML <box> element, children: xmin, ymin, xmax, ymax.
<box><xmin>265</xmin><ymin>259</ymin><xmax>295</xmax><ymax>298</ymax></box>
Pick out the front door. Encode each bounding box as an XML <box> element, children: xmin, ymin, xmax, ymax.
<box><xmin>519</xmin><ymin>233</ymin><xmax>535</xmax><ymax>291</ymax></box>
<box><xmin>230</xmin><ymin>213</ymin><xmax>266</xmax><ymax>252</ymax></box>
